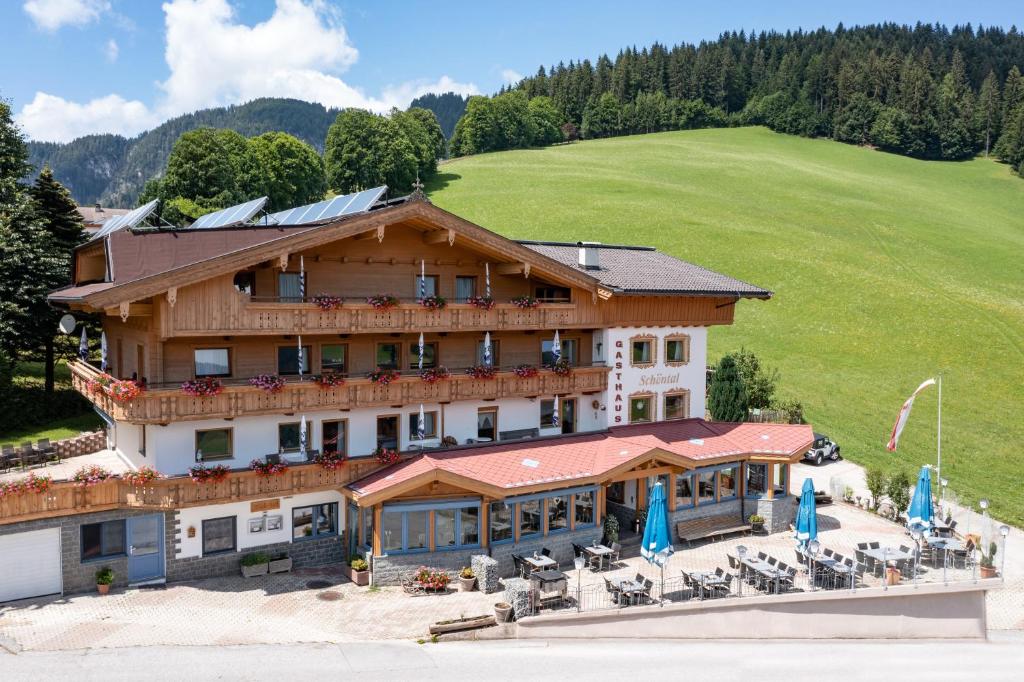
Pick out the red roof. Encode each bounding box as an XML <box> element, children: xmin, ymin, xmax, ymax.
<box><xmin>348</xmin><ymin>420</ymin><xmax>813</xmax><ymax>500</ymax></box>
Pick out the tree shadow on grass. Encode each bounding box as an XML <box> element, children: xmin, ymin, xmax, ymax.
<box><xmin>425</xmin><ymin>172</ymin><xmax>461</xmax><ymax>194</ymax></box>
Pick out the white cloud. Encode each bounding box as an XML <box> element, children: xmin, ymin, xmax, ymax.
<box><xmin>23</xmin><ymin>0</ymin><xmax>109</xmax><ymax>31</ymax></box>
<box><xmin>16</xmin><ymin>0</ymin><xmax>478</xmax><ymax>141</ymax></box>
<box><xmin>501</xmin><ymin>69</ymin><xmax>523</xmax><ymax>85</ymax></box>
<box><xmin>104</xmin><ymin>38</ymin><xmax>118</xmax><ymax>62</ymax></box>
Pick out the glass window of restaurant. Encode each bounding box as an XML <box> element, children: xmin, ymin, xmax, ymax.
<box><xmin>381</xmin><ymin>508</ymin><xmax>429</xmax><ymax>554</ymax></box>
<box><xmin>697</xmin><ymin>470</ymin><xmax>716</xmax><ymax>504</ymax></box>
<box><xmin>519</xmin><ymin>499</ymin><xmax>542</xmax><ymax>538</ymax></box>
<box><xmin>719</xmin><ymin>465</ymin><xmax>738</xmax><ymax>499</ymax></box>
<box><xmin>664</xmin><ymin>391</ymin><xmax>689</xmax><ymax>420</ymax></box>
<box><xmin>407</xmin><ymin>411</ymin><xmax>438</xmax><ymax>440</ymax></box>
<box><xmin>746</xmin><ymin>463</ymin><xmax>768</xmax><ymax>498</ymax></box>
<box><xmin>277</xmin><ymin>345</ymin><xmax>311</xmax><ymax>375</ymax></box>
<box><xmin>434</xmin><ymin>503</ymin><xmax>481</xmax><ymax>550</ymax></box>
<box><xmin>292</xmin><ymin>503</ymin><xmax>337</xmax><ymax>541</ymax></box>
<box><xmin>547</xmin><ymin>495</ymin><xmax>569</xmax><ymax>533</ymax></box>
<box><xmin>675</xmin><ymin>474</ymin><xmax>695</xmax><ymax>508</ymax></box>
<box><xmin>773</xmin><ymin>463</ymin><xmax>788</xmax><ymax>497</ymax></box>
<box><xmin>574</xmin><ymin>490</ymin><xmax>595</xmax><ymax>527</ymax></box>
<box><xmin>490</xmin><ymin>501</ymin><xmax>513</xmax><ymax>544</ymax></box>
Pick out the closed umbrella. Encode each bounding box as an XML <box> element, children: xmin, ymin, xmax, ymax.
<box><xmin>419</xmin><ymin>259</ymin><xmax>426</xmax><ymax>300</ymax></box>
<box><xmin>297</xmin><ymin>335</ymin><xmax>304</xmax><ymax>379</ymax></box>
<box><xmin>641</xmin><ymin>480</ymin><xmax>674</xmax><ymax>604</ymax></box>
<box><xmin>794</xmin><ymin>478</ymin><xmax>818</xmax><ymax>546</ymax></box>
<box><xmin>299</xmin><ymin>255</ymin><xmax>306</xmax><ymax>301</ymax></box>
<box><xmin>482</xmin><ymin>332</ymin><xmax>492</xmax><ymax>367</ymax></box>
<box><xmin>907</xmin><ymin>465</ymin><xmax>934</xmax><ymax>532</ymax></box>
<box><xmin>299</xmin><ymin>415</ymin><xmax>308</xmax><ymax>460</ymax></box>
<box><xmin>417</xmin><ymin>403</ymin><xmax>426</xmax><ymax>441</ymax></box>
<box><xmin>485</xmin><ymin>262</ymin><xmax>491</xmax><ymax>297</ymax></box>
<box><xmin>551</xmin><ymin>330</ymin><xmax>561</xmax><ymax>364</ymax></box>
<box><xmin>418</xmin><ymin>332</ymin><xmax>425</xmax><ymax>370</ymax></box>
<box><xmin>78</xmin><ymin>326</ymin><xmax>88</xmax><ymax>361</ymax></box>
<box><xmin>551</xmin><ymin>397</ymin><xmax>559</xmax><ymax>428</ymax></box>
<box><xmin>100</xmin><ymin>331</ymin><xmax>108</xmax><ymax>373</ymax></box>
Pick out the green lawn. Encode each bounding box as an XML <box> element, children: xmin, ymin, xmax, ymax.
<box><xmin>0</xmin><ymin>413</ymin><xmax>102</xmax><ymax>445</ymax></box>
<box><xmin>428</xmin><ymin>127</ymin><xmax>1024</xmax><ymax>526</ymax></box>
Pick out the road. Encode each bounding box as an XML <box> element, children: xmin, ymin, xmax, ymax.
<box><xmin>2</xmin><ymin>638</ymin><xmax>1023</xmax><ymax>681</ymax></box>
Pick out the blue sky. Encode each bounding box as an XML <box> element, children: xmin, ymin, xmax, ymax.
<box><xmin>2</xmin><ymin>0</ymin><xmax>1019</xmax><ymax>142</ymax></box>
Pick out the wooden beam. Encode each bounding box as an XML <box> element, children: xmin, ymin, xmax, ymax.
<box><xmin>494</xmin><ymin>262</ymin><xmax>525</xmax><ymax>275</ymax></box>
<box><xmin>104</xmin><ymin>303</ymin><xmax>152</xmax><ymax>318</ymax></box>
<box><xmin>423</xmin><ymin>230</ymin><xmax>452</xmax><ymax>245</ymax></box>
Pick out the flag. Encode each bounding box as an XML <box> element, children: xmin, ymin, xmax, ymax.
<box><xmin>418</xmin><ymin>332</ymin><xmax>425</xmax><ymax>370</ymax></box>
<box><xmin>420</xmin><ymin>259</ymin><xmax>426</xmax><ymax>300</ymax></box>
<box><xmin>887</xmin><ymin>378</ymin><xmax>936</xmax><ymax>451</ymax></box>
<box><xmin>483</xmin><ymin>332</ymin><xmax>492</xmax><ymax>367</ymax></box>
<box><xmin>299</xmin><ymin>415</ymin><xmax>308</xmax><ymax>459</ymax></box>
<box><xmin>551</xmin><ymin>397</ymin><xmax>559</xmax><ymax>428</ymax></box>
<box><xmin>78</xmin><ymin>326</ymin><xmax>88</xmax><ymax>361</ymax></box>
<box><xmin>552</xmin><ymin>330</ymin><xmax>561</xmax><ymax>363</ymax></box>
<box><xmin>100</xmin><ymin>331</ymin><xmax>108</xmax><ymax>373</ymax></box>
<box><xmin>417</xmin><ymin>404</ymin><xmax>426</xmax><ymax>440</ymax></box>
<box><xmin>299</xmin><ymin>255</ymin><xmax>306</xmax><ymax>300</ymax></box>
<box><xmin>297</xmin><ymin>335</ymin><xmax>304</xmax><ymax>379</ymax></box>
<box><xmin>485</xmin><ymin>262</ymin><xmax>491</xmax><ymax>297</ymax></box>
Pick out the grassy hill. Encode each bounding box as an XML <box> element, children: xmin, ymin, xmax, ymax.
<box><xmin>427</xmin><ymin>126</ymin><xmax>1024</xmax><ymax>526</ymax></box>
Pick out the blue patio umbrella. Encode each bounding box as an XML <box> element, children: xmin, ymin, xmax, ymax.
<box><xmin>794</xmin><ymin>478</ymin><xmax>818</xmax><ymax>546</ymax></box>
<box><xmin>641</xmin><ymin>481</ymin><xmax>674</xmax><ymax>603</ymax></box>
<box><xmin>907</xmin><ymin>465</ymin><xmax>934</xmax><ymax>532</ymax></box>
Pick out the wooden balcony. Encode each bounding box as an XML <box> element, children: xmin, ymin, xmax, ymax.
<box><xmin>0</xmin><ymin>459</ymin><xmax>380</xmax><ymax>526</ymax></box>
<box><xmin>71</xmin><ymin>361</ymin><xmax>609</xmax><ymax>424</ymax></box>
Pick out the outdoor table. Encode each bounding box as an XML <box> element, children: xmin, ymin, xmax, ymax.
<box><xmin>613</xmin><ymin>578</ymin><xmax>644</xmax><ymax>605</ymax></box>
<box><xmin>530</xmin><ymin>569</ymin><xmax>568</xmax><ymax>603</ymax></box>
<box><xmin>814</xmin><ymin>556</ymin><xmax>854</xmax><ymax>588</ymax></box>
<box><xmin>687</xmin><ymin>571</ymin><xmax>726</xmax><ymax>600</ymax></box>
<box><xmin>925</xmin><ymin>537</ymin><xmax>964</xmax><ymax>568</ymax></box>
<box><xmin>584</xmin><ymin>543</ymin><xmax>615</xmax><ymax>571</ymax></box>
<box><xmin>523</xmin><ymin>554</ymin><xmax>557</xmax><ymax>571</ymax></box>
<box><xmin>861</xmin><ymin>547</ymin><xmax>915</xmax><ymax>563</ymax></box>
<box><xmin>741</xmin><ymin>557</ymin><xmax>784</xmax><ymax>593</ymax></box>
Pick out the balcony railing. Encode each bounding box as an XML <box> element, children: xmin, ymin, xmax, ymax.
<box><xmin>71</xmin><ymin>361</ymin><xmax>609</xmax><ymax>424</ymax></box>
<box><xmin>0</xmin><ymin>459</ymin><xmax>380</xmax><ymax>526</ymax></box>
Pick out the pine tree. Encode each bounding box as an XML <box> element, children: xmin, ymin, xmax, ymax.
<box><xmin>708</xmin><ymin>355</ymin><xmax>748</xmax><ymax>422</ymax></box>
<box><xmin>976</xmin><ymin>71</ymin><xmax>1001</xmax><ymax>155</ymax></box>
<box><xmin>30</xmin><ymin>166</ymin><xmax>86</xmax><ymax>253</ymax></box>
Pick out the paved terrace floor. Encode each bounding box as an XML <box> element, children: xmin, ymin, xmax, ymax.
<box><xmin>0</xmin><ymin>450</ymin><xmax>130</xmax><ymax>483</ymax></box>
<box><xmin>1</xmin><ymin>492</ymin><xmax>1018</xmax><ymax>651</ymax></box>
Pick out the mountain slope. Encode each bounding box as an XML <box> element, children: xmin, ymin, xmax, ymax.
<box><xmin>428</xmin><ymin>127</ymin><xmax>1024</xmax><ymax>525</ymax></box>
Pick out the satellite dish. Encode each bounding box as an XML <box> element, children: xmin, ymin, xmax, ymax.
<box><xmin>58</xmin><ymin>314</ymin><xmax>77</xmax><ymax>334</ymax></box>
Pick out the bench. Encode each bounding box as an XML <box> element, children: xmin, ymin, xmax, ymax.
<box><xmin>499</xmin><ymin>428</ymin><xmax>540</xmax><ymax>441</ymax></box>
<box><xmin>676</xmin><ymin>514</ymin><xmax>752</xmax><ymax>547</ymax></box>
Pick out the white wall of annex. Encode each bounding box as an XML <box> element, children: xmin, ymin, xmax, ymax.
<box><xmin>175</xmin><ymin>489</ymin><xmax>346</xmax><ymax>559</ymax></box>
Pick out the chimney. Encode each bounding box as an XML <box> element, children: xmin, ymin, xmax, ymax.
<box><xmin>94</xmin><ymin>203</ymin><xmax>103</xmax><ymax>214</ymax></box>
<box><xmin>577</xmin><ymin>241</ymin><xmax>601</xmax><ymax>270</ymax></box>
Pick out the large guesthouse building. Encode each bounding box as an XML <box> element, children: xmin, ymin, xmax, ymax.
<box><xmin>0</xmin><ymin>187</ymin><xmax>812</xmax><ymax>600</ymax></box>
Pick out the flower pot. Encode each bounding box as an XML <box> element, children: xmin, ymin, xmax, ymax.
<box><xmin>751</xmin><ymin>521</ymin><xmax>765</xmax><ymax>534</ymax></box>
<box><xmin>97</xmin><ymin>583</ymin><xmax>110</xmax><ymax>595</ymax></box>
<box><xmin>458</xmin><ymin>576</ymin><xmax>477</xmax><ymax>592</ymax></box>
<box><xmin>494</xmin><ymin>602</ymin><xmax>513</xmax><ymax>623</ymax></box>
<box><xmin>980</xmin><ymin>565</ymin><xmax>998</xmax><ymax>579</ymax></box>
<box><xmin>343</xmin><ymin>565</ymin><xmax>370</xmax><ymax>586</ymax></box>
<box><xmin>269</xmin><ymin>557</ymin><xmax>293</xmax><ymax>574</ymax></box>
<box><xmin>886</xmin><ymin>567</ymin><xmax>901</xmax><ymax>586</ymax></box>
<box><xmin>241</xmin><ymin>562</ymin><xmax>269</xmax><ymax>578</ymax></box>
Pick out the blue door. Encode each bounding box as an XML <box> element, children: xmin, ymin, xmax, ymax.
<box><xmin>127</xmin><ymin>514</ymin><xmax>165</xmax><ymax>583</ymax></box>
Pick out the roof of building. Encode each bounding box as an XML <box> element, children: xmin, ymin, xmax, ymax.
<box><xmin>517</xmin><ymin>241</ymin><xmax>770</xmax><ymax>298</ymax></box>
<box><xmin>347</xmin><ymin>420</ymin><xmax>812</xmax><ymax>502</ymax></box>
<box><xmin>77</xmin><ymin>205</ymin><xmax>130</xmax><ymax>227</ymax></box>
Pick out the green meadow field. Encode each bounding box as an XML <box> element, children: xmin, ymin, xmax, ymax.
<box><xmin>428</xmin><ymin>127</ymin><xmax>1024</xmax><ymax>526</ymax></box>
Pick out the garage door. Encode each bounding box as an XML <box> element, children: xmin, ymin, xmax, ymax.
<box><xmin>0</xmin><ymin>528</ymin><xmax>62</xmax><ymax>602</ymax></box>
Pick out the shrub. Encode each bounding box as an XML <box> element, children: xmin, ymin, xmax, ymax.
<box><xmin>865</xmin><ymin>468</ymin><xmax>886</xmax><ymax>510</ymax></box>
<box><xmin>241</xmin><ymin>553</ymin><xmax>270</xmax><ymax>567</ymax></box>
<box><xmin>460</xmin><ymin>566</ymin><xmax>474</xmax><ymax>579</ymax></box>
<box><xmin>980</xmin><ymin>541</ymin><xmax>998</xmax><ymax>568</ymax></box>
<box><xmin>885</xmin><ymin>471</ymin><xmax>912</xmax><ymax>521</ymax></box>
<box><xmin>748</xmin><ymin>514</ymin><xmax>765</xmax><ymax>523</ymax></box>
<box><xmin>603</xmin><ymin>513</ymin><xmax>620</xmax><ymax>543</ymax></box>
<box><xmin>95</xmin><ymin>567</ymin><xmax>114</xmax><ymax>585</ymax></box>
<box><xmin>350</xmin><ymin>557</ymin><xmax>368</xmax><ymax>572</ymax></box>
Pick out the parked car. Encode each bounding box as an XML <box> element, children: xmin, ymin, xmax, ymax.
<box><xmin>804</xmin><ymin>433</ymin><xmax>840</xmax><ymax>465</ymax></box>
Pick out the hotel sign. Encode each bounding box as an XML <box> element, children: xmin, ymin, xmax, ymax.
<box><xmin>611</xmin><ymin>340</ymin><xmax>681</xmax><ymax>423</ymax></box>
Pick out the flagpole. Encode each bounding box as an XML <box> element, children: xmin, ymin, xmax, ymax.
<box><xmin>936</xmin><ymin>374</ymin><xmax>942</xmax><ymax>493</ymax></box>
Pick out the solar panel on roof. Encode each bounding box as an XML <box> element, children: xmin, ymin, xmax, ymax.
<box><xmin>266</xmin><ymin>186</ymin><xmax>387</xmax><ymax>226</ymax></box>
<box><xmin>190</xmin><ymin>197</ymin><xmax>269</xmax><ymax>229</ymax></box>
<box><xmin>92</xmin><ymin>199</ymin><xmax>159</xmax><ymax>239</ymax></box>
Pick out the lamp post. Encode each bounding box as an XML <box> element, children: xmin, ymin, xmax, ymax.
<box><xmin>1000</xmin><ymin>525</ymin><xmax>1010</xmax><ymax>583</ymax></box>
<box><xmin>735</xmin><ymin>545</ymin><xmax>747</xmax><ymax>597</ymax></box>
<box><xmin>883</xmin><ymin>547</ymin><xmax>891</xmax><ymax>591</ymax></box>
<box><xmin>980</xmin><ymin>498</ymin><xmax>990</xmax><ymax>545</ymax></box>
<box><xmin>573</xmin><ymin>555</ymin><xmax>585</xmax><ymax>612</ymax></box>
<box><xmin>910</xmin><ymin>528</ymin><xmax>922</xmax><ymax>588</ymax></box>
<box><xmin>808</xmin><ymin>539</ymin><xmax>820</xmax><ymax>592</ymax></box>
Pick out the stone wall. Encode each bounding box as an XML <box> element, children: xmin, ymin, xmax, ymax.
<box><xmin>756</xmin><ymin>495</ymin><xmax>797</xmax><ymax>535</ymax></box>
<box><xmin>471</xmin><ymin>554</ymin><xmax>500</xmax><ymax>594</ymax></box>
<box><xmin>54</xmin><ymin>430</ymin><xmax>106</xmax><ymax>459</ymax></box>
<box><xmin>371</xmin><ymin>548</ymin><xmax>477</xmax><ymax>586</ymax></box>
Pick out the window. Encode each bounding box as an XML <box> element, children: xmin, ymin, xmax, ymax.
<box><xmin>547</xmin><ymin>495</ymin><xmax>569</xmax><ymax>533</ymax></box>
<box><xmin>278</xmin><ymin>422</ymin><xmax>300</xmax><ymax>452</ymax></box>
<box><xmin>477</xmin><ymin>408</ymin><xmax>497</xmax><ymax>441</ymax></box>
<box><xmin>277</xmin><ymin>345</ymin><xmax>311</xmax><ymax>375</ymax></box>
<box><xmin>292</xmin><ymin>503</ymin><xmax>337</xmax><ymax>541</ymax></box>
<box><xmin>382</xmin><ymin>511</ymin><xmax>403</xmax><ymax>553</ymax></box>
<box><xmin>720</xmin><ymin>466</ymin><xmax>738</xmax><ymax>499</ymax></box>
<box><xmin>278</xmin><ymin>272</ymin><xmax>304</xmax><ymax>302</ymax></box>
<box><xmin>698</xmin><ymin>471</ymin><xmax>716</xmax><ymax>504</ymax></box>
<box><xmin>675</xmin><ymin>474</ymin><xmax>694</xmax><ymax>508</ymax></box>
<box><xmin>665</xmin><ymin>335</ymin><xmax>690</xmax><ymax>365</ymax></box>
<box><xmin>631</xmin><ymin>338</ymin><xmax>654</xmax><ymax>366</ymax></box>
<box><xmin>629</xmin><ymin>395</ymin><xmax>653</xmax><ymax>423</ymax></box>
<box><xmin>375</xmin><ymin>343</ymin><xmax>401</xmax><ymax>370</ymax></box>
<box><xmin>195</xmin><ymin>428</ymin><xmax>232</xmax><ymax>461</ymax></box>
<box><xmin>535</xmin><ymin>285</ymin><xmax>570</xmax><ymax>302</ymax></box>
<box><xmin>560</xmin><ymin>398</ymin><xmax>576</xmax><ymax>434</ymax></box>
<box><xmin>490</xmin><ymin>501</ymin><xmax>513</xmax><ymax>544</ymax></box>
<box><xmin>475</xmin><ymin>339</ymin><xmax>500</xmax><ymax>366</ymax></box>
<box><xmin>664</xmin><ymin>391</ymin><xmax>690</xmax><ymax>420</ymax></box>
<box><xmin>773</xmin><ymin>464</ymin><xmax>788</xmax><ymax>498</ymax></box>
<box><xmin>746</xmin><ymin>463</ymin><xmax>768</xmax><ymax>498</ymax></box>
<box><xmin>376</xmin><ymin>415</ymin><xmax>399</xmax><ymax>450</ymax></box>
<box><xmin>321</xmin><ymin>344</ymin><xmax>347</xmax><ymax>373</ymax></box>
<box><xmin>202</xmin><ymin>516</ymin><xmax>236</xmax><ymax>555</ymax></box>
<box><xmin>381</xmin><ymin>509</ymin><xmax>429</xmax><ymax>554</ymax></box>
<box><xmin>541</xmin><ymin>338</ymin><xmax>578</xmax><ymax>366</ymax></box>
<box><xmin>194</xmin><ymin>348</ymin><xmax>230</xmax><ymax>377</ymax></box>
<box><xmin>81</xmin><ymin>520</ymin><xmax>125</xmax><ymax>561</ymax></box>
<box><xmin>409</xmin><ymin>342</ymin><xmax>438</xmax><ymax>369</ymax></box>
<box><xmin>406</xmin><ymin>511</ymin><xmax>428</xmax><ymax>551</ymax></box>
<box><xmin>233</xmin><ymin>271</ymin><xmax>255</xmax><ymax>295</ymax></box>
<box><xmin>362</xmin><ymin>508</ymin><xmax>373</xmax><ymax>551</ymax></box>
<box><xmin>519</xmin><ymin>499</ymin><xmax>542</xmax><ymax>537</ymax></box>
<box><xmin>408</xmin><ymin>411</ymin><xmax>438</xmax><ymax>439</ymax></box>
<box><xmin>415</xmin><ymin>274</ymin><xmax>439</xmax><ymax>298</ymax></box>
<box><xmin>574</xmin><ymin>490</ymin><xmax>595</xmax><ymax>527</ymax></box>
<box><xmin>540</xmin><ymin>400</ymin><xmax>557</xmax><ymax>428</ymax></box>
<box><xmin>435</xmin><ymin>504</ymin><xmax>480</xmax><ymax>550</ymax></box>
<box><xmin>542</xmin><ymin>398</ymin><xmax>576</xmax><ymax>433</ymax></box>
<box><xmin>322</xmin><ymin>420</ymin><xmax>346</xmax><ymax>455</ymax></box>
<box><xmin>455</xmin><ymin>276</ymin><xmax>477</xmax><ymax>301</ymax></box>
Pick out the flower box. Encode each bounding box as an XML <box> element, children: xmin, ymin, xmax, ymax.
<box><xmin>367</xmin><ymin>368</ymin><xmax>401</xmax><ymax>385</ymax></box>
<box><xmin>122</xmin><ymin>467</ymin><xmax>162</xmax><ymax>487</ymax></box>
<box><xmin>512</xmin><ymin>364</ymin><xmax>539</xmax><ymax>379</ymax></box>
<box><xmin>241</xmin><ymin>562</ymin><xmax>269</xmax><ymax>578</ymax></box>
<box><xmin>509</xmin><ymin>295</ymin><xmax>539</xmax><ymax>309</ymax></box>
<box><xmin>466</xmin><ymin>295</ymin><xmax>495</xmax><ymax>310</ymax></box>
<box><xmin>250</xmin><ymin>459</ymin><xmax>289</xmax><ymax>477</ymax></box>
<box><xmin>313</xmin><ymin>451</ymin><xmax>347</xmax><ymax>470</ymax></box>
<box><xmin>268</xmin><ymin>555</ymin><xmax>293</xmax><ymax>574</ymax></box>
<box><xmin>428</xmin><ymin>614</ymin><xmax>495</xmax><ymax>635</ymax></box>
<box><xmin>311</xmin><ymin>293</ymin><xmax>342</xmax><ymax>311</ymax></box>
<box><xmin>313</xmin><ymin>373</ymin><xmax>345</xmax><ymax>389</ymax></box>
<box><xmin>419</xmin><ymin>295</ymin><xmax>447</xmax><ymax>310</ymax></box>
<box><xmin>419</xmin><ymin>366</ymin><xmax>450</xmax><ymax>383</ymax></box>
<box><xmin>547</xmin><ymin>359</ymin><xmax>572</xmax><ymax>377</ymax></box>
<box><xmin>366</xmin><ymin>294</ymin><xmax>399</xmax><ymax>310</ymax></box>
<box><xmin>374</xmin><ymin>447</ymin><xmax>400</xmax><ymax>465</ymax></box>
<box><xmin>343</xmin><ymin>564</ymin><xmax>370</xmax><ymax>586</ymax></box>
<box><xmin>249</xmin><ymin>374</ymin><xmax>286</xmax><ymax>393</ymax></box>
<box><xmin>73</xmin><ymin>464</ymin><xmax>118</xmax><ymax>487</ymax></box>
<box><xmin>181</xmin><ymin>376</ymin><xmax>224</xmax><ymax>397</ymax></box>
<box><xmin>189</xmin><ymin>464</ymin><xmax>230</xmax><ymax>485</ymax></box>
<box><xmin>465</xmin><ymin>365</ymin><xmax>497</xmax><ymax>380</ymax></box>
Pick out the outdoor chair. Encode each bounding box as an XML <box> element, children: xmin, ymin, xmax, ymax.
<box><xmin>727</xmin><ymin>554</ymin><xmax>740</xmax><ymax>571</ymax></box>
<box><xmin>899</xmin><ymin>545</ymin><xmax>911</xmax><ymax>554</ymax></box>
<box><xmin>823</xmin><ymin>548</ymin><xmax>834</xmax><ymax>557</ymax></box>
<box><xmin>639</xmin><ymin>578</ymin><xmax>654</xmax><ymax>604</ymax></box>
<box><xmin>37</xmin><ymin>438</ymin><xmax>59</xmax><ymax>464</ymax></box>
<box><xmin>757</xmin><ymin>551</ymin><xmax>768</xmax><ymax>560</ymax></box>
<box><xmin>869</xmin><ymin>541</ymin><xmax>880</xmax><ymax>549</ymax></box>
<box><xmin>780</xmin><ymin>566</ymin><xmax>798</xmax><ymax>591</ymax></box>
<box><xmin>857</xmin><ymin>542</ymin><xmax>869</xmax><ymax>550</ymax></box>
<box><xmin>610</xmin><ymin>542</ymin><xmax>622</xmax><ymax>565</ymax></box>
<box><xmin>266</xmin><ymin>453</ymin><xmax>281</xmax><ymax>465</ymax></box>
<box><xmin>511</xmin><ymin>553</ymin><xmax>526</xmax><ymax>578</ymax></box>
<box><xmin>20</xmin><ymin>443</ymin><xmax>42</xmax><ymax>469</ymax></box>
<box><xmin>794</xmin><ymin>549</ymin><xmax>807</xmax><ymax>568</ymax></box>
<box><xmin>767</xmin><ymin>557</ymin><xmax>778</xmax><ymax>566</ymax></box>
<box><xmin>541</xmin><ymin>547</ymin><xmax>552</xmax><ymax>557</ymax></box>
<box><xmin>713</xmin><ymin>574</ymin><xmax>733</xmax><ymax>598</ymax></box>
<box><xmin>572</xmin><ymin>543</ymin><xmax>585</xmax><ymax>557</ymax></box>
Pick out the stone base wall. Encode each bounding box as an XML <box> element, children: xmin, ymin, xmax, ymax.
<box><xmin>471</xmin><ymin>554</ymin><xmax>500</xmax><ymax>594</ymax></box>
<box><xmin>668</xmin><ymin>498</ymin><xmax>744</xmax><ymax>528</ymax></box>
<box><xmin>167</xmin><ymin>533</ymin><xmax>343</xmax><ymax>584</ymax></box>
<box><xmin>371</xmin><ymin>548</ymin><xmax>477</xmax><ymax>586</ymax></box>
<box><xmin>757</xmin><ymin>495</ymin><xmax>797</xmax><ymax>535</ymax></box>
<box><xmin>54</xmin><ymin>430</ymin><xmax>106</xmax><ymax>459</ymax></box>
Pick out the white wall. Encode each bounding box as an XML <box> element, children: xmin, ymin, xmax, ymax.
<box><xmin>175</xmin><ymin>489</ymin><xmax>346</xmax><ymax>559</ymax></box>
<box><xmin>599</xmin><ymin>326</ymin><xmax>708</xmax><ymax>427</ymax></box>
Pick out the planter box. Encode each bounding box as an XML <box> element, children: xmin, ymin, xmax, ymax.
<box><xmin>241</xmin><ymin>563</ymin><xmax>269</xmax><ymax>578</ymax></box>
<box><xmin>342</xmin><ymin>564</ymin><xmax>370</xmax><ymax>586</ymax></box>
<box><xmin>269</xmin><ymin>557</ymin><xmax>293</xmax><ymax>574</ymax></box>
<box><xmin>428</xmin><ymin>615</ymin><xmax>495</xmax><ymax>635</ymax></box>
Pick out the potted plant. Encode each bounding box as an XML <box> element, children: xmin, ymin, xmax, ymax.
<box><xmin>269</xmin><ymin>553</ymin><xmax>293</xmax><ymax>574</ymax></box>
<box><xmin>367</xmin><ymin>367</ymin><xmax>401</xmax><ymax>385</ymax></box>
<box><xmin>311</xmin><ymin>293</ymin><xmax>342</xmax><ymax>311</ymax></box>
<box><xmin>366</xmin><ymin>294</ymin><xmax>399</xmax><ymax>310</ymax></box>
<box><xmin>512</xmin><ymin>364</ymin><xmax>539</xmax><ymax>379</ymax></box>
<box><xmin>419</xmin><ymin>294</ymin><xmax>447</xmax><ymax>310</ymax></box>
<box><xmin>240</xmin><ymin>552</ymin><xmax>270</xmax><ymax>578</ymax></box>
<box><xmin>248</xmin><ymin>374</ymin><xmax>286</xmax><ymax>393</ymax></box>
<box><xmin>465</xmin><ymin>364</ymin><xmax>497</xmax><ymax>380</ymax></box>
<box><xmin>466</xmin><ymin>295</ymin><xmax>495</xmax><ymax>310</ymax></box>
<box><xmin>373</xmin><ymin>447</ymin><xmax>400</xmax><ymax>465</ymax></box>
<box><xmin>458</xmin><ymin>566</ymin><xmax>476</xmax><ymax>592</ymax></box>
<box><xmin>95</xmin><ymin>567</ymin><xmax>114</xmax><ymax>595</ymax></box>
<box><xmin>979</xmin><ymin>541</ymin><xmax>999</xmax><ymax>578</ymax></box>
<box><xmin>603</xmin><ymin>513</ymin><xmax>620</xmax><ymax>545</ymax></box>
<box><xmin>885</xmin><ymin>561</ymin><xmax>901</xmax><ymax>586</ymax></box>
<box><xmin>347</xmin><ymin>555</ymin><xmax>370</xmax><ymax>586</ymax></box>
<box><xmin>748</xmin><ymin>514</ymin><xmax>765</xmax><ymax>533</ymax></box>
<box><xmin>547</xmin><ymin>358</ymin><xmax>572</xmax><ymax>377</ymax></box>
<box><xmin>181</xmin><ymin>376</ymin><xmax>224</xmax><ymax>397</ymax></box>
<box><xmin>494</xmin><ymin>601</ymin><xmax>513</xmax><ymax>622</ymax></box>
<box><xmin>313</xmin><ymin>373</ymin><xmax>346</xmax><ymax>389</ymax></box>
<box><xmin>509</xmin><ymin>295</ymin><xmax>539</xmax><ymax>309</ymax></box>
